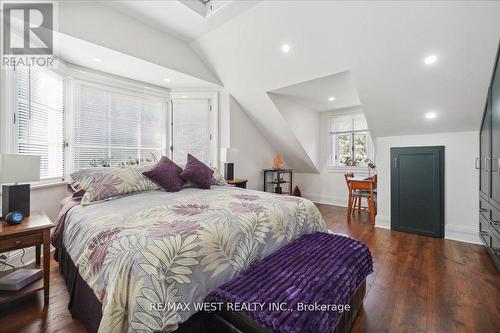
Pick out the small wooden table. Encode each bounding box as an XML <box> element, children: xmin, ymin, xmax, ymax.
<box><xmin>227</xmin><ymin>178</ymin><xmax>248</xmax><ymax>189</ymax></box>
<box><xmin>347</xmin><ymin>176</ymin><xmax>377</xmax><ymax>225</ymax></box>
<box><xmin>0</xmin><ymin>212</ymin><xmax>54</xmax><ymax>305</ymax></box>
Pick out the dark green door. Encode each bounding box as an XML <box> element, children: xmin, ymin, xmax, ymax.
<box><xmin>391</xmin><ymin>146</ymin><xmax>444</xmax><ymax>238</ymax></box>
<box><xmin>491</xmin><ymin>48</ymin><xmax>500</xmax><ymax>212</ymax></box>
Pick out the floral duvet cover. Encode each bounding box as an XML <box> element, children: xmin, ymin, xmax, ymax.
<box><xmin>60</xmin><ymin>186</ymin><xmax>327</xmax><ymax>332</ymax></box>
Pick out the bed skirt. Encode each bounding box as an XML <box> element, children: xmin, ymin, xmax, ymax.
<box><xmin>56</xmin><ymin>246</ymin><xmax>228</xmax><ymax>333</ymax></box>
<box><xmin>56</xmin><ymin>246</ymin><xmax>366</xmax><ymax>333</ymax></box>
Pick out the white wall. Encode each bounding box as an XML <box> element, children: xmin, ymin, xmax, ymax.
<box><xmin>193</xmin><ymin>2</ymin><xmax>500</xmax><ymax>174</ymax></box>
<box><xmin>375</xmin><ymin>131</ymin><xmax>480</xmax><ymax>244</ymax></box>
<box><xmin>294</xmin><ymin>109</ymin><xmax>371</xmax><ymax>206</ymax></box>
<box><xmin>268</xmin><ymin>93</ymin><xmax>321</xmax><ymax>169</ymax></box>
<box><xmin>229</xmin><ymin>96</ymin><xmax>275</xmax><ymax>190</ymax></box>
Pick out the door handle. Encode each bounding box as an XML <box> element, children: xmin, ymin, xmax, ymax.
<box><xmin>475</xmin><ymin>157</ymin><xmax>480</xmax><ymax>170</ymax></box>
<box><xmin>480</xmin><ymin>208</ymin><xmax>488</xmax><ymax>213</ymax></box>
<box><xmin>485</xmin><ymin>158</ymin><xmax>492</xmax><ymax>172</ymax></box>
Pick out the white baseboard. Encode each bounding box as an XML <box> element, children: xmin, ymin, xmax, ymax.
<box><xmin>445</xmin><ymin>225</ymin><xmax>481</xmax><ymax>245</ymax></box>
<box><xmin>375</xmin><ymin>214</ymin><xmax>391</xmax><ymax>229</ymax></box>
<box><xmin>302</xmin><ymin>193</ymin><xmax>348</xmax><ymax>207</ymax></box>
<box><xmin>304</xmin><ymin>196</ymin><xmax>481</xmax><ymax>245</ymax></box>
<box><xmin>375</xmin><ymin>214</ymin><xmax>481</xmax><ymax>245</ymax></box>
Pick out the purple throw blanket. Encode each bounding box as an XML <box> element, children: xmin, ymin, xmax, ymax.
<box><xmin>206</xmin><ymin>232</ymin><xmax>373</xmax><ymax>333</ymax></box>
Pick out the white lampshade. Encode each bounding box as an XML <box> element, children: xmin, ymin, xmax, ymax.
<box><xmin>220</xmin><ymin>148</ymin><xmax>238</xmax><ymax>163</ymax></box>
<box><xmin>0</xmin><ymin>154</ymin><xmax>40</xmax><ymax>184</ymax></box>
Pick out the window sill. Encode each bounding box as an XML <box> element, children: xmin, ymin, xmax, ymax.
<box><xmin>0</xmin><ymin>180</ymin><xmax>68</xmax><ymax>195</ymax></box>
<box><xmin>31</xmin><ymin>180</ymin><xmax>69</xmax><ymax>190</ymax></box>
<box><xmin>327</xmin><ymin>166</ymin><xmax>370</xmax><ymax>174</ymax></box>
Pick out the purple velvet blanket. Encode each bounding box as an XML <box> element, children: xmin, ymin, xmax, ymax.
<box><xmin>206</xmin><ymin>232</ymin><xmax>373</xmax><ymax>333</ymax></box>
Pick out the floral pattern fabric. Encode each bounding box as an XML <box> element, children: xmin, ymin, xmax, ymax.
<box><xmin>61</xmin><ymin>186</ymin><xmax>326</xmax><ymax>333</ymax></box>
<box><xmin>78</xmin><ymin>166</ymin><xmax>160</xmax><ymax>205</ymax></box>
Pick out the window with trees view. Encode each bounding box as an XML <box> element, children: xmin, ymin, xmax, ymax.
<box><xmin>329</xmin><ymin>112</ymin><xmax>371</xmax><ymax>167</ymax></box>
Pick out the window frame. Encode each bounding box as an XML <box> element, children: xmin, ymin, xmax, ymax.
<box><xmin>2</xmin><ymin>65</ymin><xmax>67</xmax><ymax>184</ymax></box>
<box><xmin>67</xmin><ymin>79</ymin><xmax>170</xmax><ymax>174</ymax></box>
<box><xmin>327</xmin><ymin>111</ymin><xmax>373</xmax><ymax>171</ymax></box>
<box><xmin>0</xmin><ymin>67</ymin><xmax>63</xmax><ymax>186</ymax></box>
<box><xmin>170</xmin><ymin>92</ymin><xmax>219</xmax><ymax>168</ymax></box>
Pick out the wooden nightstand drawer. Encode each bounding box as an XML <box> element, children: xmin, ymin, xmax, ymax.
<box><xmin>227</xmin><ymin>178</ymin><xmax>248</xmax><ymax>189</ymax></box>
<box><xmin>0</xmin><ymin>232</ymin><xmax>42</xmax><ymax>251</ymax></box>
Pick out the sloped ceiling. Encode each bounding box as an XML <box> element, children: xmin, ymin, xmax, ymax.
<box><xmin>56</xmin><ymin>33</ymin><xmax>220</xmax><ymax>89</ymax></box>
<box><xmin>268</xmin><ymin>71</ymin><xmax>361</xmax><ymax>112</ymax></box>
<box><xmin>266</xmin><ymin>71</ymin><xmax>362</xmax><ymax>171</ymax></box>
<box><xmin>107</xmin><ymin>0</ymin><xmax>259</xmax><ymax>42</ymax></box>
<box><xmin>57</xmin><ymin>1</ymin><xmax>222</xmax><ymax>88</ymax></box>
<box><xmin>190</xmin><ymin>1</ymin><xmax>500</xmax><ymax>172</ymax></box>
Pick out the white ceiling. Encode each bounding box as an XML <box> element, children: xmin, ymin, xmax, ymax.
<box><xmin>268</xmin><ymin>71</ymin><xmax>361</xmax><ymax>112</ymax></box>
<box><xmin>191</xmin><ymin>1</ymin><xmax>500</xmax><ymax>172</ymax></box>
<box><xmin>56</xmin><ymin>32</ymin><xmax>220</xmax><ymax>89</ymax></box>
<box><xmin>107</xmin><ymin>0</ymin><xmax>260</xmax><ymax>42</ymax></box>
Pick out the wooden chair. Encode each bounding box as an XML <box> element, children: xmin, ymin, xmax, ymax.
<box><xmin>344</xmin><ymin>173</ymin><xmax>360</xmax><ymax>212</ymax></box>
<box><xmin>346</xmin><ymin>175</ymin><xmax>377</xmax><ymax>224</ymax></box>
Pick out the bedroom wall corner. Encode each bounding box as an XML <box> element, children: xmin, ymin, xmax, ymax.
<box><xmin>294</xmin><ymin>110</ymin><xmax>370</xmax><ymax>206</ymax></box>
<box><xmin>229</xmin><ymin>96</ymin><xmax>275</xmax><ymax>191</ymax></box>
<box><xmin>375</xmin><ymin>131</ymin><xmax>480</xmax><ymax>244</ymax></box>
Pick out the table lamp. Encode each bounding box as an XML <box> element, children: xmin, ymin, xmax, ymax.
<box><xmin>0</xmin><ymin>154</ymin><xmax>40</xmax><ymax>218</ymax></box>
<box><xmin>364</xmin><ymin>158</ymin><xmax>376</xmax><ymax>177</ymax></box>
<box><xmin>220</xmin><ymin>148</ymin><xmax>238</xmax><ymax>180</ymax></box>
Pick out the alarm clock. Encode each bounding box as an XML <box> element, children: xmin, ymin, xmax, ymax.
<box><xmin>5</xmin><ymin>211</ymin><xmax>25</xmax><ymax>225</ymax></box>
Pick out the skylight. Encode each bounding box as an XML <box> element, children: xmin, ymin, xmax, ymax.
<box><xmin>179</xmin><ymin>0</ymin><xmax>231</xmax><ymax>18</ymax></box>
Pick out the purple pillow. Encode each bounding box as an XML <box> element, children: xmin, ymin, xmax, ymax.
<box><xmin>180</xmin><ymin>154</ymin><xmax>214</xmax><ymax>189</ymax></box>
<box><xmin>142</xmin><ymin>156</ymin><xmax>185</xmax><ymax>192</ymax></box>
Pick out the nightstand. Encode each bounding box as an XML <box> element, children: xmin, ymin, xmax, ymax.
<box><xmin>0</xmin><ymin>211</ymin><xmax>54</xmax><ymax>305</ymax></box>
<box><xmin>227</xmin><ymin>178</ymin><xmax>248</xmax><ymax>189</ymax></box>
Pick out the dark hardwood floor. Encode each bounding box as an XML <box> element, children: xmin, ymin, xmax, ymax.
<box><xmin>1</xmin><ymin>204</ymin><xmax>499</xmax><ymax>333</ymax></box>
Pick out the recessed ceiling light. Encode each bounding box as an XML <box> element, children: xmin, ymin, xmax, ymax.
<box><xmin>281</xmin><ymin>44</ymin><xmax>291</xmax><ymax>53</ymax></box>
<box><xmin>425</xmin><ymin>112</ymin><xmax>437</xmax><ymax>119</ymax></box>
<box><xmin>93</xmin><ymin>58</ymin><xmax>102</xmax><ymax>63</ymax></box>
<box><xmin>424</xmin><ymin>55</ymin><xmax>437</xmax><ymax>65</ymax></box>
<box><xmin>163</xmin><ymin>78</ymin><xmax>171</xmax><ymax>82</ymax></box>
<box><xmin>328</xmin><ymin>96</ymin><xmax>336</xmax><ymax>102</ymax></box>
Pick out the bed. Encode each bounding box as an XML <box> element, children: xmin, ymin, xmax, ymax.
<box><xmin>52</xmin><ymin>185</ymin><xmax>328</xmax><ymax>333</ymax></box>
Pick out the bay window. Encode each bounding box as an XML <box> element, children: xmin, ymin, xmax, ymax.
<box><xmin>5</xmin><ymin>63</ymin><xmax>217</xmax><ymax>182</ymax></box>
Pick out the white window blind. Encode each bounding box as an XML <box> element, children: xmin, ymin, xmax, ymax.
<box><xmin>72</xmin><ymin>83</ymin><xmax>166</xmax><ymax>170</ymax></box>
<box><xmin>16</xmin><ymin>66</ymin><xmax>65</xmax><ymax>180</ymax></box>
<box><xmin>172</xmin><ymin>98</ymin><xmax>211</xmax><ymax>165</ymax></box>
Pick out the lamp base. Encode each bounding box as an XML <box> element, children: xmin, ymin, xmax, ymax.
<box><xmin>2</xmin><ymin>184</ymin><xmax>30</xmax><ymax>219</ymax></box>
<box><xmin>224</xmin><ymin>163</ymin><xmax>234</xmax><ymax>180</ymax></box>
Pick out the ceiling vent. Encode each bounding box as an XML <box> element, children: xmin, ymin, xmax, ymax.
<box><xmin>179</xmin><ymin>0</ymin><xmax>231</xmax><ymax>18</ymax></box>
